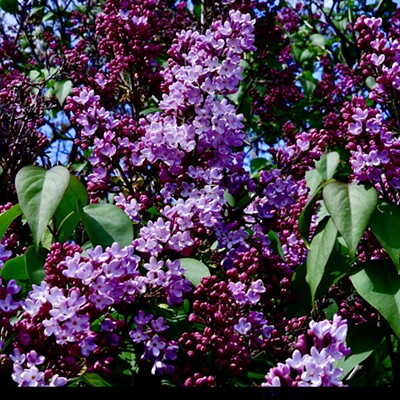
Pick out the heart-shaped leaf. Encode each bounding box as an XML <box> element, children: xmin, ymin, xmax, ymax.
<box><xmin>315</xmin><ymin>151</ymin><xmax>340</xmax><ymax>181</ymax></box>
<box><xmin>370</xmin><ymin>200</ymin><xmax>400</xmax><ymax>272</ymax></box>
<box><xmin>15</xmin><ymin>165</ymin><xmax>71</xmax><ymax>248</ymax></box>
<box><xmin>351</xmin><ymin>261</ymin><xmax>400</xmax><ymax>340</ymax></box>
<box><xmin>306</xmin><ymin>216</ymin><xmax>337</xmax><ymax>305</ymax></box>
<box><xmin>80</xmin><ymin>203</ymin><xmax>133</xmax><ymax>249</ymax></box>
<box><xmin>54</xmin><ymin>174</ymin><xmax>88</xmax><ymax>243</ymax></box>
<box><xmin>54</xmin><ymin>80</ymin><xmax>73</xmax><ymax>106</ymax></box>
<box><xmin>323</xmin><ymin>182</ymin><xmax>378</xmax><ymax>257</ymax></box>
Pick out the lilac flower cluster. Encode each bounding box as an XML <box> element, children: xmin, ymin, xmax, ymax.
<box><xmin>253</xmin><ymin>169</ymin><xmax>299</xmax><ymax>219</ymax></box>
<box><xmin>9</xmin><ymin>243</ymin><xmax>192</xmax><ymax>386</ymax></box>
<box><xmin>262</xmin><ymin>314</ymin><xmax>350</xmax><ymax>387</ymax></box>
<box><xmin>128</xmin><ymin>310</ymin><xmax>179</xmax><ymax>376</ymax></box>
<box><xmin>11</xmin><ymin>349</ymin><xmax>67</xmax><ymax>387</ymax></box>
<box><xmin>343</xmin><ymin>95</ymin><xmax>400</xmax><ymax>195</ymax></box>
<box><xmin>339</xmin><ymin>15</ymin><xmax>400</xmax><ymax>197</ymax></box>
<box><xmin>0</xmin><ymin>277</ymin><xmax>21</xmax><ymax>350</ymax></box>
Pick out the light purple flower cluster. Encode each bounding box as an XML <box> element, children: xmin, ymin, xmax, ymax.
<box><xmin>343</xmin><ymin>96</ymin><xmax>400</xmax><ymax>193</ymax></box>
<box><xmin>125</xmin><ymin>9</ymin><xmax>256</xmax><ymax>179</ymax></box>
<box><xmin>262</xmin><ymin>314</ymin><xmax>350</xmax><ymax>387</ymax></box>
<box><xmin>355</xmin><ymin>16</ymin><xmax>400</xmax><ymax>105</ymax></box>
<box><xmin>11</xmin><ymin>349</ymin><xmax>67</xmax><ymax>387</ymax></box>
<box><xmin>9</xmin><ymin>243</ymin><xmax>192</xmax><ymax>386</ymax></box>
<box><xmin>128</xmin><ymin>310</ymin><xmax>179</xmax><ymax>376</ymax></box>
<box><xmin>0</xmin><ymin>278</ymin><xmax>21</xmax><ymax>352</ymax></box>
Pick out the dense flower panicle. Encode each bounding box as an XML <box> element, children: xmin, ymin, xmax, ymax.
<box><xmin>342</xmin><ymin>95</ymin><xmax>400</xmax><ymax>198</ymax></box>
<box><xmin>262</xmin><ymin>314</ymin><xmax>350</xmax><ymax>387</ymax></box>
<box><xmin>8</xmin><ymin>241</ymin><xmax>193</xmax><ymax>386</ymax></box>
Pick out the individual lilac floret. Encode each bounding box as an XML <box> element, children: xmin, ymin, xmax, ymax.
<box><xmin>0</xmin><ymin>278</ymin><xmax>22</xmax><ymax>313</ymax></box>
<box><xmin>0</xmin><ymin>244</ymin><xmax>12</xmax><ymax>270</ymax></box>
<box><xmin>262</xmin><ymin>314</ymin><xmax>350</xmax><ymax>387</ymax></box>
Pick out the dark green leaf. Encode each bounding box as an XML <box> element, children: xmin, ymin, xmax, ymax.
<box><xmin>79</xmin><ymin>372</ymin><xmax>113</xmax><ymax>387</ymax></box>
<box><xmin>268</xmin><ymin>230</ymin><xmax>286</xmax><ymax>261</ymax></box>
<box><xmin>350</xmin><ymin>261</ymin><xmax>400</xmax><ymax>340</ymax></box>
<box><xmin>54</xmin><ymin>174</ymin><xmax>88</xmax><ymax>243</ymax></box>
<box><xmin>15</xmin><ymin>165</ymin><xmax>71</xmax><ymax>248</ymax></box>
<box><xmin>250</xmin><ymin>157</ymin><xmax>271</xmax><ymax>174</ymax></box>
<box><xmin>0</xmin><ymin>256</ymin><xmax>28</xmax><ymax>282</ymax></box>
<box><xmin>80</xmin><ymin>203</ymin><xmax>134</xmax><ymax>248</ymax></box>
<box><xmin>298</xmin><ymin>188</ymin><xmax>322</xmax><ymax>246</ymax></box>
<box><xmin>0</xmin><ymin>0</ymin><xmax>18</xmax><ymax>14</ymax></box>
<box><xmin>0</xmin><ymin>204</ymin><xmax>22</xmax><ymax>241</ymax></box>
<box><xmin>370</xmin><ymin>200</ymin><xmax>400</xmax><ymax>272</ymax></box>
<box><xmin>25</xmin><ymin>245</ymin><xmax>47</xmax><ymax>286</ymax></box>
<box><xmin>323</xmin><ymin>182</ymin><xmax>378</xmax><ymax>257</ymax></box>
<box><xmin>306</xmin><ymin>216</ymin><xmax>337</xmax><ymax>305</ymax></box>
<box><xmin>314</xmin><ymin>245</ymin><xmax>350</xmax><ymax>299</ymax></box>
<box><xmin>335</xmin><ymin>322</ymin><xmax>385</xmax><ymax>380</ymax></box>
<box><xmin>288</xmin><ymin>263</ymin><xmax>312</xmax><ymax>316</ymax></box>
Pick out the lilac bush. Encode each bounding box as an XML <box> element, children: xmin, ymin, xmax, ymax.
<box><xmin>0</xmin><ymin>0</ymin><xmax>399</xmax><ymax>388</ymax></box>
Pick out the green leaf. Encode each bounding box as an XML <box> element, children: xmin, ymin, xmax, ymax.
<box><xmin>15</xmin><ymin>166</ymin><xmax>71</xmax><ymax>248</ymax></box>
<box><xmin>0</xmin><ymin>0</ymin><xmax>18</xmax><ymax>14</ymax></box>
<box><xmin>306</xmin><ymin>216</ymin><xmax>337</xmax><ymax>305</ymax></box>
<box><xmin>224</xmin><ymin>189</ymin><xmax>236</xmax><ymax>208</ymax></box>
<box><xmin>305</xmin><ymin>168</ymin><xmax>323</xmax><ymax>198</ymax></box>
<box><xmin>0</xmin><ymin>204</ymin><xmax>22</xmax><ymax>241</ymax></box>
<box><xmin>54</xmin><ymin>174</ymin><xmax>88</xmax><ymax>243</ymax></box>
<box><xmin>298</xmin><ymin>188</ymin><xmax>322</xmax><ymax>246</ymax></box>
<box><xmin>322</xmin><ymin>182</ymin><xmax>378</xmax><ymax>258</ymax></box>
<box><xmin>350</xmin><ymin>261</ymin><xmax>400</xmax><ymax>340</ymax></box>
<box><xmin>310</xmin><ymin>33</ymin><xmax>326</xmax><ymax>48</ymax></box>
<box><xmin>288</xmin><ymin>263</ymin><xmax>312</xmax><ymax>316</ymax></box>
<box><xmin>25</xmin><ymin>245</ymin><xmax>47</xmax><ymax>286</ymax></box>
<box><xmin>267</xmin><ymin>230</ymin><xmax>286</xmax><ymax>261</ymax></box>
<box><xmin>54</xmin><ymin>80</ymin><xmax>73</xmax><ymax>106</ymax></box>
<box><xmin>0</xmin><ymin>256</ymin><xmax>28</xmax><ymax>282</ymax></box>
<box><xmin>314</xmin><ymin>246</ymin><xmax>350</xmax><ymax>299</ymax></box>
<box><xmin>237</xmin><ymin>92</ymin><xmax>253</xmax><ymax>123</ymax></box>
<box><xmin>298</xmin><ymin>71</ymin><xmax>317</xmax><ymax>95</ymax></box>
<box><xmin>315</xmin><ymin>151</ymin><xmax>340</xmax><ymax>181</ymax></box>
<box><xmin>250</xmin><ymin>157</ymin><xmax>271</xmax><ymax>174</ymax></box>
<box><xmin>80</xmin><ymin>203</ymin><xmax>133</xmax><ymax>248</ymax></box>
<box><xmin>179</xmin><ymin>257</ymin><xmax>210</xmax><ymax>287</ymax></box>
<box><xmin>300</xmin><ymin>48</ymin><xmax>313</xmax><ymax>63</ymax></box>
<box><xmin>335</xmin><ymin>322</ymin><xmax>385</xmax><ymax>380</ymax></box>
<box><xmin>370</xmin><ymin>200</ymin><xmax>400</xmax><ymax>272</ymax></box>
<box><xmin>79</xmin><ymin>372</ymin><xmax>113</xmax><ymax>387</ymax></box>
